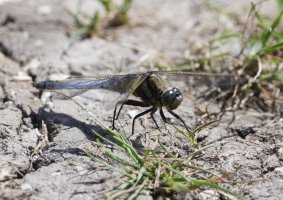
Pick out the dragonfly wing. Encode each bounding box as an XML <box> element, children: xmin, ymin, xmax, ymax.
<box><xmin>51</xmin><ymin>89</ymin><xmax>90</xmax><ymax>99</ymax></box>
<box><xmin>156</xmin><ymin>71</ymin><xmax>247</xmax><ymax>91</ymax></box>
<box><xmin>102</xmin><ymin>73</ymin><xmax>149</xmax><ymax>110</ymax></box>
<box><xmin>34</xmin><ymin>73</ymin><xmax>149</xmax><ymax>100</ymax></box>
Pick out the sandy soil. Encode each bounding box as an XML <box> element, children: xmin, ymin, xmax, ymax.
<box><xmin>0</xmin><ymin>0</ymin><xmax>282</xmax><ymax>199</ymax></box>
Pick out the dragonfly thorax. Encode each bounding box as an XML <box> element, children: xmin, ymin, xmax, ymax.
<box><xmin>161</xmin><ymin>87</ymin><xmax>183</xmax><ymax>110</ymax></box>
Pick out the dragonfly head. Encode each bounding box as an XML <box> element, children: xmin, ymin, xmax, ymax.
<box><xmin>161</xmin><ymin>87</ymin><xmax>183</xmax><ymax>110</ymax></box>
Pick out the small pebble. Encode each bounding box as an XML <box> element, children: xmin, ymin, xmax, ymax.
<box><xmin>127</xmin><ymin>110</ymin><xmax>139</xmax><ymax>119</ymax></box>
<box><xmin>23</xmin><ymin>58</ymin><xmax>40</xmax><ymax>71</ymax></box>
<box><xmin>275</xmin><ymin>167</ymin><xmax>283</xmax><ymax>175</ymax></box>
<box><xmin>51</xmin><ymin>172</ymin><xmax>61</xmax><ymax>176</ymax></box>
<box><xmin>48</xmin><ymin>74</ymin><xmax>69</xmax><ymax>81</ymax></box>
<box><xmin>21</xmin><ymin>183</ymin><xmax>32</xmax><ymax>190</ymax></box>
<box><xmin>12</xmin><ymin>71</ymin><xmax>32</xmax><ymax>81</ymax></box>
<box><xmin>37</xmin><ymin>5</ymin><xmax>51</xmax><ymax>15</ymax></box>
<box><xmin>41</xmin><ymin>91</ymin><xmax>51</xmax><ymax>105</ymax></box>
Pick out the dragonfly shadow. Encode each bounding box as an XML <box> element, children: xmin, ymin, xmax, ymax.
<box><xmin>37</xmin><ymin>108</ymin><xmax>108</xmax><ymax>144</ymax></box>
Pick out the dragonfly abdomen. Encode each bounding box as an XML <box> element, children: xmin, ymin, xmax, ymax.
<box><xmin>33</xmin><ymin>79</ymin><xmax>121</xmax><ymax>90</ymax></box>
<box><xmin>33</xmin><ymin>80</ymin><xmax>59</xmax><ymax>89</ymax></box>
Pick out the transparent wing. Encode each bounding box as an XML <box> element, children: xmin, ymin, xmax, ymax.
<box><xmin>33</xmin><ymin>73</ymin><xmax>149</xmax><ymax>100</ymax></box>
<box><xmin>155</xmin><ymin>70</ymin><xmax>247</xmax><ymax>92</ymax></box>
<box><xmin>52</xmin><ymin>89</ymin><xmax>90</xmax><ymax>99</ymax></box>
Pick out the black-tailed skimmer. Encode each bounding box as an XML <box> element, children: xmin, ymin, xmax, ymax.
<box><xmin>33</xmin><ymin>71</ymin><xmax>244</xmax><ymax>134</ymax></box>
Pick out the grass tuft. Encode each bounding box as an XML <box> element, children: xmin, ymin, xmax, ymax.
<box><xmin>66</xmin><ymin>0</ymin><xmax>134</xmax><ymax>40</ymax></box>
<box><xmin>72</xmin><ymin>11</ymin><xmax>100</xmax><ymax>39</ymax></box>
<box><xmin>83</xmin><ymin>126</ymin><xmax>243</xmax><ymax>199</ymax></box>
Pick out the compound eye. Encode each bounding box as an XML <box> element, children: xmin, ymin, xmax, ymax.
<box><xmin>161</xmin><ymin>87</ymin><xmax>183</xmax><ymax>110</ymax></box>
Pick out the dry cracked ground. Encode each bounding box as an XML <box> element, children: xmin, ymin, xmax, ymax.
<box><xmin>0</xmin><ymin>0</ymin><xmax>283</xmax><ymax>199</ymax></box>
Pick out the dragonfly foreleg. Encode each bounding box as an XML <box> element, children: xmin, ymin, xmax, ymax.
<box><xmin>167</xmin><ymin>110</ymin><xmax>192</xmax><ymax>133</ymax></box>
<box><xmin>132</xmin><ymin>107</ymin><xmax>156</xmax><ymax>135</ymax></box>
<box><xmin>150</xmin><ymin>108</ymin><xmax>159</xmax><ymax>129</ymax></box>
<box><xmin>160</xmin><ymin>108</ymin><xmax>172</xmax><ymax>123</ymax></box>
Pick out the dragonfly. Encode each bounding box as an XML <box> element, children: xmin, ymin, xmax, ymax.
<box><xmin>33</xmin><ymin>71</ymin><xmax>243</xmax><ymax>135</ymax></box>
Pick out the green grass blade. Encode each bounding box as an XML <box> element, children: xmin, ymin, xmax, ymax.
<box><xmin>209</xmin><ymin>32</ymin><xmax>241</xmax><ymax>44</ymax></box>
<box><xmin>103</xmin><ymin>148</ymin><xmax>139</xmax><ymax>168</ymax></box>
<box><xmin>133</xmin><ymin>166</ymin><xmax>146</xmax><ymax>187</ymax></box>
<box><xmin>128</xmin><ymin>182</ymin><xmax>146</xmax><ymax>200</ymax></box>
<box><xmin>90</xmin><ymin>11</ymin><xmax>99</xmax><ymax>31</ymax></box>
<box><xmin>255</xmin><ymin>10</ymin><xmax>267</xmax><ymax>29</ymax></box>
<box><xmin>84</xmin><ymin>150</ymin><xmax>131</xmax><ymax>177</ymax></box>
<box><xmin>260</xmin><ymin>70</ymin><xmax>283</xmax><ymax>84</ymax></box>
<box><xmin>262</xmin><ymin>41</ymin><xmax>283</xmax><ymax>53</ymax></box>
<box><xmin>191</xmin><ymin>120</ymin><xmax>220</xmax><ymax>135</ymax></box>
<box><xmin>250</xmin><ymin>10</ymin><xmax>283</xmax><ymax>56</ymax></box>
<box><xmin>261</xmin><ymin>10</ymin><xmax>283</xmax><ymax>48</ymax></box>
<box><xmin>277</xmin><ymin>0</ymin><xmax>283</xmax><ymax>10</ymax></box>
<box><xmin>172</xmin><ymin>125</ymin><xmax>196</xmax><ymax>144</ymax></box>
<box><xmin>97</xmin><ymin>0</ymin><xmax>112</xmax><ymax>12</ymax></box>
<box><xmin>168</xmin><ymin>167</ymin><xmax>245</xmax><ymax>200</ymax></box>
<box><xmin>120</xmin><ymin>0</ymin><xmax>133</xmax><ymax>15</ymax></box>
<box><xmin>157</xmin><ymin>135</ymin><xmax>177</xmax><ymax>158</ymax></box>
<box><xmin>92</xmin><ymin>128</ymin><xmax>144</xmax><ymax>165</ymax></box>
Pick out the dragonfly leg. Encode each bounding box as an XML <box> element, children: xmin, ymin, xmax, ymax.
<box><xmin>167</xmin><ymin>110</ymin><xmax>191</xmax><ymax>133</ymax></box>
<box><xmin>132</xmin><ymin>107</ymin><xmax>156</xmax><ymax>135</ymax></box>
<box><xmin>116</xmin><ymin>100</ymin><xmax>149</xmax><ymax>120</ymax></box>
<box><xmin>160</xmin><ymin>107</ymin><xmax>172</xmax><ymax>123</ymax></box>
<box><xmin>112</xmin><ymin>101</ymin><xmax>124</xmax><ymax>129</ymax></box>
<box><xmin>150</xmin><ymin>108</ymin><xmax>159</xmax><ymax>129</ymax></box>
<box><xmin>115</xmin><ymin>103</ymin><xmax>125</xmax><ymax>120</ymax></box>
<box><xmin>112</xmin><ymin>99</ymin><xmax>150</xmax><ymax>130</ymax></box>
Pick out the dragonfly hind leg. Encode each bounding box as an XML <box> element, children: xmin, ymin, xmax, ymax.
<box><xmin>112</xmin><ymin>99</ymin><xmax>150</xmax><ymax>131</ymax></box>
<box><xmin>112</xmin><ymin>101</ymin><xmax>124</xmax><ymax>129</ymax></box>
